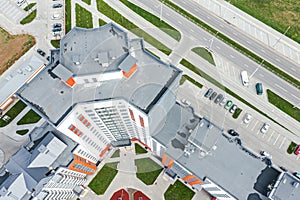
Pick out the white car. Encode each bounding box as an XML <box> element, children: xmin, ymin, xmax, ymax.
<box><xmin>260</xmin><ymin>151</ymin><xmax>271</xmax><ymax>158</ymax></box>
<box><xmin>219</xmin><ymin>97</ymin><xmax>227</xmax><ymax>106</ymax></box>
<box><xmin>243</xmin><ymin>113</ymin><xmax>252</xmax><ymax>124</ymax></box>
<box><xmin>260</xmin><ymin>123</ymin><xmax>270</xmax><ymax>133</ymax></box>
<box><xmin>240</xmin><ymin>71</ymin><xmax>249</xmax><ymax>86</ymax></box>
<box><xmin>51</xmin><ymin>13</ymin><xmax>61</xmax><ymax>20</ymax></box>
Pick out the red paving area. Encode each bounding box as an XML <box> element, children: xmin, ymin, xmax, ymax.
<box><xmin>134</xmin><ymin>191</ymin><xmax>151</xmax><ymax>200</ymax></box>
<box><xmin>110</xmin><ymin>189</ymin><xmax>129</xmax><ymax>200</ymax></box>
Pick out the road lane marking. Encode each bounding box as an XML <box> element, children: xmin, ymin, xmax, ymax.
<box><xmin>246</xmin><ymin>41</ymin><xmax>251</xmax><ymax>44</ymax></box>
<box><xmin>261</xmin><ymin>49</ymin><xmax>265</xmax><ymax>53</ymax></box>
<box><xmin>233</xmin><ymin>32</ymin><xmax>237</xmax><ymax>36</ymax></box>
<box><xmin>244</xmin><ymin>64</ymin><xmax>249</xmax><ymax>68</ymax></box>
<box><xmin>291</xmin><ymin>93</ymin><xmax>300</xmax><ymax>100</ymax></box>
<box><xmin>202</xmin><ymin>37</ymin><xmax>207</xmax><ymax>41</ymax></box>
<box><xmin>279</xmin><ymin>137</ymin><xmax>286</xmax><ymax>149</ymax></box>
<box><xmin>275</xmin><ymin>83</ymin><xmax>287</xmax><ymax>92</ymax></box>
<box><xmin>275</xmin><ymin>58</ymin><xmax>281</xmax><ymax>62</ymax></box>
<box><xmin>178</xmin><ymin>21</ymin><xmax>182</xmax><ymax>25</ymax></box>
<box><xmin>273</xmin><ymin>134</ymin><xmax>280</xmax><ymax>145</ymax></box>
<box><xmin>259</xmin><ymin>73</ymin><xmax>264</xmax><ymax>77</ymax></box>
<box><xmin>230</xmin><ymin>55</ymin><xmax>235</xmax><ymax>58</ymax></box>
<box><xmin>267</xmin><ymin>131</ymin><xmax>274</xmax><ymax>142</ymax></box>
<box><xmin>190</xmin><ymin>29</ymin><xmax>195</xmax><ymax>33</ymax></box>
<box><xmin>291</xmin><ymin>68</ymin><xmax>296</xmax><ymax>72</ymax></box>
<box><xmin>216</xmin><ymin>46</ymin><xmax>220</xmax><ymax>49</ymax></box>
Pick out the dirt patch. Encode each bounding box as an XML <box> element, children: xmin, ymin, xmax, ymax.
<box><xmin>0</xmin><ymin>28</ymin><xmax>35</xmax><ymax>75</ymax></box>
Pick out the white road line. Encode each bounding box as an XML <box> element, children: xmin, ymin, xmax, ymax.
<box><xmin>291</xmin><ymin>93</ymin><xmax>300</xmax><ymax>100</ymax></box>
<box><xmin>275</xmin><ymin>83</ymin><xmax>287</xmax><ymax>92</ymax></box>
<box><xmin>190</xmin><ymin>29</ymin><xmax>195</xmax><ymax>33</ymax></box>
<box><xmin>202</xmin><ymin>37</ymin><xmax>207</xmax><ymax>41</ymax></box>
<box><xmin>230</xmin><ymin>55</ymin><xmax>235</xmax><ymax>58</ymax></box>
<box><xmin>246</xmin><ymin>41</ymin><xmax>251</xmax><ymax>44</ymax></box>
<box><xmin>251</xmin><ymin>121</ymin><xmax>258</xmax><ymax>131</ymax></box>
<box><xmin>244</xmin><ymin>64</ymin><xmax>249</xmax><ymax>68</ymax></box>
<box><xmin>216</xmin><ymin>46</ymin><xmax>220</xmax><ymax>49</ymax></box>
<box><xmin>261</xmin><ymin>49</ymin><xmax>265</xmax><ymax>53</ymax></box>
<box><xmin>259</xmin><ymin>73</ymin><xmax>264</xmax><ymax>77</ymax></box>
<box><xmin>233</xmin><ymin>32</ymin><xmax>237</xmax><ymax>36</ymax></box>
<box><xmin>178</xmin><ymin>21</ymin><xmax>182</xmax><ymax>25</ymax></box>
<box><xmin>279</xmin><ymin>137</ymin><xmax>286</xmax><ymax>149</ymax></box>
<box><xmin>267</xmin><ymin>131</ymin><xmax>274</xmax><ymax>142</ymax></box>
<box><xmin>275</xmin><ymin>58</ymin><xmax>281</xmax><ymax>62</ymax></box>
<box><xmin>183</xmin><ymin>1</ymin><xmax>186</xmax><ymax>4</ymax></box>
<box><xmin>207</xmin><ymin>16</ymin><xmax>210</xmax><ymax>19</ymax></box>
<box><xmin>262</xmin><ymin>133</ymin><xmax>266</xmax><ymax>138</ymax></box>
<box><xmin>273</xmin><ymin>134</ymin><xmax>280</xmax><ymax>145</ymax></box>
<box><xmin>291</xmin><ymin>68</ymin><xmax>296</xmax><ymax>72</ymax></box>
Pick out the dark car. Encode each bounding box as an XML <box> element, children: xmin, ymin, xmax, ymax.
<box><xmin>228</xmin><ymin>129</ymin><xmax>239</xmax><ymax>137</ymax></box>
<box><xmin>209</xmin><ymin>92</ymin><xmax>217</xmax><ymax>100</ymax></box>
<box><xmin>293</xmin><ymin>172</ymin><xmax>300</xmax><ymax>179</ymax></box>
<box><xmin>52</xmin><ymin>3</ymin><xmax>62</xmax><ymax>8</ymax></box>
<box><xmin>214</xmin><ymin>94</ymin><xmax>223</xmax><ymax>104</ymax></box>
<box><xmin>280</xmin><ymin>166</ymin><xmax>288</xmax><ymax>172</ymax></box>
<box><xmin>52</xmin><ymin>27</ymin><xmax>62</xmax><ymax>32</ymax></box>
<box><xmin>204</xmin><ymin>88</ymin><xmax>213</xmax><ymax>98</ymax></box>
<box><xmin>229</xmin><ymin>104</ymin><xmax>238</xmax><ymax>113</ymax></box>
<box><xmin>37</xmin><ymin>49</ymin><xmax>46</xmax><ymax>57</ymax></box>
<box><xmin>53</xmin><ymin>23</ymin><xmax>62</xmax><ymax>28</ymax></box>
<box><xmin>256</xmin><ymin>83</ymin><xmax>263</xmax><ymax>95</ymax></box>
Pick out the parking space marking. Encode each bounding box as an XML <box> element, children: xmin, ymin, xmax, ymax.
<box><xmin>190</xmin><ymin>29</ymin><xmax>195</xmax><ymax>33</ymax></box>
<box><xmin>230</xmin><ymin>55</ymin><xmax>235</xmax><ymax>58</ymax></box>
<box><xmin>261</xmin><ymin>49</ymin><xmax>265</xmax><ymax>53</ymax></box>
<box><xmin>273</xmin><ymin>134</ymin><xmax>280</xmax><ymax>145</ymax></box>
<box><xmin>267</xmin><ymin>131</ymin><xmax>274</xmax><ymax>142</ymax></box>
<box><xmin>216</xmin><ymin>46</ymin><xmax>220</xmax><ymax>49</ymax></box>
<box><xmin>251</xmin><ymin>121</ymin><xmax>258</xmax><ymax>131</ymax></box>
<box><xmin>262</xmin><ymin>132</ymin><xmax>266</xmax><ymax>138</ymax></box>
<box><xmin>244</xmin><ymin>64</ymin><xmax>249</xmax><ymax>68</ymax></box>
<box><xmin>279</xmin><ymin>137</ymin><xmax>286</xmax><ymax>149</ymax></box>
<box><xmin>259</xmin><ymin>73</ymin><xmax>264</xmax><ymax>77</ymax></box>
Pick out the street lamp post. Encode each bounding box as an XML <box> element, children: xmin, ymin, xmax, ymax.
<box><xmin>249</xmin><ymin>59</ymin><xmax>264</xmax><ymax>79</ymax></box>
<box><xmin>207</xmin><ymin>31</ymin><xmax>219</xmax><ymax>52</ymax></box>
<box><xmin>272</xmin><ymin>26</ymin><xmax>290</xmax><ymax>48</ymax></box>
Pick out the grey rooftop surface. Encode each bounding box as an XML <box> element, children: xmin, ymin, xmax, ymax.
<box><xmin>18</xmin><ymin>23</ymin><xmax>180</xmax><ymax>124</ymax></box>
<box><xmin>270</xmin><ymin>173</ymin><xmax>300</xmax><ymax>200</ymax></box>
<box><xmin>0</xmin><ymin>55</ymin><xmax>44</xmax><ymax>105</ymax></box>
<box><xmin>153</xmin><ymin>103</ymin><xmax>267</xmax><ymax>199</ymax></box>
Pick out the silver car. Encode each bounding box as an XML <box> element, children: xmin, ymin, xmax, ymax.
<box><xmin>260</xmin><ymin>123</ymin><xmax>270</xmax><ymax>133</ymax></box>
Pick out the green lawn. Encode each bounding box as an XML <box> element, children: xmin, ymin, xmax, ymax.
<box><xmin>96</xmin><ymin>0</ymin><xmax>171</xmax><ymax>55</ymax></box>
<box><xmin>232</xmin><ymin>108</ymin><xmax>242</xmax><ymax>119</ymax></box>
<box><xmin>160</xmin><ymin>0</ymin><xmax>300</xmax><ymax>89</ymax></box>
<box><xmin>192</xmin><ymin>47</ymin><xmax>215</xmax><ymax>66</ymax></box>
<box><xmin>75</xmin><ymin>4</ymin><xmax>93</xmax><ymax>28</ymax></box>
<box><xmin>51</xmin><ymin>40</ymin><xmax>60</xmax><ymax>48</ymax></box>
<box><xmin>17</xmin><ymin>109</ymin><xmax>41</xmax><ymax>125</ymax></box>
<box><xmin>20</xmin><ymin>9</ymin><xmax>36</xmax><ymax>25</ymax></box>
<box><xmin>120</xmin><ymin>0</ymin><xmax>181</xmax><ymax>41</ymax></box>
<box><xmin>0</xmin><ymin>100</ymin><xmax>27</xmax><ymax>127</ymax></box>
<box><xmin>180</xmin><ymin>74</ymin><xmax>203</xmax><ymax>89</ymax></box>
<box><xmin>164</xmin><ymin>180</ymin><xmax>195</xmax><ymax>200</ymax></box>
<box><xmin>180</xmin><ymin>59</ymin><xmax>291</xmax><ymax>132</ymax></box>
<box><xmin>135</xmin><ymin>158</ymin><xmax>163</xmax><ymax>185</ymax></box>
<box><xmin>88</xmin><ymin>162</ymin><xmax>118</xmax><ymax>195</ymax></box>
<box><xmin>24</xmin><ymin>3</ymin><xmax>36</xmax><ymax>11</ymax></box>
<box><xmin>65</xmin><ymin>0</ymin><xmax>72</xmax><ymax>33</ymax></box>
<box><xmin>228</xmin><ymin>0</ymin><xmax>300</xmax><ymax>43</ymax></box>
<box><xmin>267</xmin><ymin>89</ymin><xmax>300</xmax><ymax>122</ymax></box>
<box><xmin>135</xmin><ymin>143</ymin><xmax>147</xmax><ymax>154</ymax></box>
<box><xmin>287</xmin><ymin>141</ymin><xmax>297</xmax><ymax>154</ymax></box>
<box><xmin>16</xmin><ymin>129</ymin><xmax>29</xmax><ymax>135</ymax></box>
<box><xmin>111</xmin><ymin>150</ymin><xmax>120</xmax><ymax>158</ymax></box>
<box><xmin>82</xmin><ymin>0</ymin><xmax>91</xmax><ymax>5</ymax></box>
<box><xmin>98</xmin><ymin>18</ymin><xmax>107</xmax><ymax>26</ymax></box>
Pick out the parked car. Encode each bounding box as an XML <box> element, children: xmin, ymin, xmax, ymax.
<box><xmin>241</xmin><ymin>70</ymin><xmax>249</xmax><ymax>86</ymax></box>
<box><xmin>52</xmin><ymin>3</ymin><xmax>63</xmax><ymax>8</ymax></box>
<box><xmin>204</xmin><ymin>88</ymin><xmax>213</xmax><ymax>98</ymax></box>
<box><xmin>53</xmin><ymin>23</ymin><xmax>62</xmax><ymax>28</ymax></box>
<box><xmin>209</xmin><ymin>92</ymin><xmax>217</xmax><ymax>100</ymax></box>
<box><xmin>52</xmin><ymin>27</ymin><xmax>62</xmax><ymax>32</ymax></box>
<box><xmin>260</xmin><ymin>151</ymin><xmax>271</xmax><ymax>158</ymax></box>
<box><xmin>224</xmin><ymin>100</ymin><xmax>233</xmax><ymax>110</ymax></box>
<box><xmin>243</xmin><ymin>113</ymin><xmax>252</xmax><ymax>124</ymax></box>
<box><xmin>256</xmin><ymin>83</ymin><xmax>263</xmax><ymax>95</ymax></box>
<box><xmin>229</xmin><ymin>104</ymin><xmax>238</xmax><ymax>114</ymax></box>
<box><xmin>228</xmin><ymin>129</ymin><xmax>239</xmax><ymax>137</ymax></box>
<box><xmin>37</xmin><ymin>49</ymin><xmax>46</xmax><ymax>57</ymax></box>
<box><xmin>294</xmin><ymin>145</ymin><xmax>300</xmax><ymax>155</ymax></box>
<box><xmin>219</xmin><ymin>97</ymin><xmax>227</xmax><ymax>106</ymax></box>
<box><xmin>46</xmin><ymin>56</ymin><xmax>50</xmax><ymax>61</ymax></box>
<box><xmin>51</xmin><ymin>13</ymin><xmax>60</xmax><ymax>20</ymax></box>
<box><xmin>260</xmin><ymin>123</ymin><xmax>270</xmax><ymax>133</ymax></box>
<box><xmin>214</xmin><ymin>94</ymin><xmax>223</xmax><ymax>104</ymax></box>
<box><xmin>293</xmin><ymin>172</ymin><xmax>300</xmax><ymax>179</ymax></box>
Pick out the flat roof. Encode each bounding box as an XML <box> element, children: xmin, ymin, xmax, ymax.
<box><xmin>18</xmin><ymin>23</ymin><xmax>180</xmax><ymax>124</ymax></box>
<box><xmin>271</xmin><ymin>173</ymin><xmax>300</xmax><ymax>200</ymax></box>
<box><xmin>153</xmin><ymin>103</ymin><xmax>268</xmax><ymax>199</ymax></box>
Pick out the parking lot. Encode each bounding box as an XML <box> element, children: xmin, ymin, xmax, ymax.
<box><xmin>47</xmin><ymin>0</ymin><xmax>64</xmax><ymax>40</ymax></box>
<box><xmin>177</xmin><ymin>80</ymin><xmax>300</xmax><ymax>172</ymax></box>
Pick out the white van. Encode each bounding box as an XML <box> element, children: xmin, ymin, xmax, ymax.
<box><xmin>51</xmin><ymin>13</ymin><xmax>61</xmax><ymax>20</ymax></box>
<box><xmin>241</xmin><ymin>70</ymin><xmax>249</xmax><ymax>86</ymax></box>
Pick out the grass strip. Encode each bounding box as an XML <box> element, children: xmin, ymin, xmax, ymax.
<box><xmin>232</xmin><ymin>107</ymin><xmax>242</xmax><ymax>119</ymax></box>
<box><xmin>180</xmin><ymin>74</ymin><xmax>203</xmax><ymax>88</ymax></box>
<box><xmin>75</xmin><ymin>3</ymin><xmax>93</xmax><ymax>28</ymax></box>
<box><xmin>16</xmin><ymin>129</ymin><xmax>29</xmax><ymax>135</ymax></box>
<box><xmin>192</xmin><ymin>47</ymin><xmax>215</xmax><ymax>66</ymax></box>
<box><xmin>96</xmin><ymin>0</ymin><xmax>171</xmax><ymax>55</ymax></box>
<box><xmin>51</xmin><ymin>40</ymin><xmax>60</xmax><ymax>48</ymax></box>
<box><xmin>20</xmin><ymin>9</ymin><xmax>36</xmax><ymax>25</ymax></box>
<box><xmin>164</xmin><ymin>180</ymin><xmax>195</xmax><ymax>200</ymax></box>
<box><xmin>111</xmin><ymin>150</ymin><xmax>120</xmax><ymax>158</ymax></box>
<box><xmin>82</xmin><ymin>0</ymin><xmax>91</xmax><ymax>5</ymax></box>
<box><xmin>65</xmin><ymin>0</ymin><xmax>72</xmax><ymax>33</ymax></box>
<box><xmin>287</xmin><ymin>141</ymin><xmax>297</xmax><ymax>154</ymax></box>
<box><xmin>145</xmin><ymin>48</ymin><xmax>160</xmax><ymax>59</ymax></box>
<box><xmin>98</xmin><ymin>18</ymin><xmax>107</xmax><ymax>26</ymax></box>
<box><xmin>88</xmin><ymin>162</ymin><xmax>118</xmax><ymax>195</ymax></box>
<box><xmin>267</xmin><ymin>89</ymin><xmax>300</xmax><ymax>122</ymax></box>
<box><xmin>160</xmin><ymin>0</ymin><xmax>300</xmax><ymax>89</ymax></box>
<box><xmin>120</xmin><ymin>0</ymin><xmax>181</xmax><ymax>41</ymax></box>
<box><xmin>17</xmin><ymin>109</ymin><xmax>41</xmax><ymax>125</ymax></box>
<box><xmin>0</xmin><ymin>101</ymin><xmax>27</xmax><ymax>127</ymax></box>
<box><xmin>136</xmin><ymin>158</ymin><xmax>163</xmax><ymax>185</ymax></box>
<box><xmin>180</xmin><ymin>59</ymin><xmax>292</xmax><ymax>132</ymax></box>
<box><xmin>135</xmin><ymin>143</ymin><xmax>148</xmax><ymax>154</ymax></box>
<box><xmin>24</xmin><ymin>3</ymin><xmax>36</xmax><ymax>11</ymax></box>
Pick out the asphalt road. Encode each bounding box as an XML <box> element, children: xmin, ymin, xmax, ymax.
<box><xmin>172</xmin><ymin>0</ymin><xmax>300</xmax><ymax>82</ymax></box>
<box><xmin>128</xmin><ymin>0</ymin><xmax>300</xmax><ymax>117</ymax></box>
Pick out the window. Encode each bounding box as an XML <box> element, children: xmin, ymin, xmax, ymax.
<box><xmin>128</xmin><ymin>109</ymin><xmax>135</xmax><ymax>121</ymax></box>
<box><xmin>139</xmin><ymin>116</ymin><xmax>144</xmax><ymax>127</ymax></box>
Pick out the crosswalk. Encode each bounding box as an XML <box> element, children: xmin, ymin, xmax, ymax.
<box><xmin>0</xmin><ymin>0</ymin><xmax>27</xmax><ymax>23</ymax></box>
